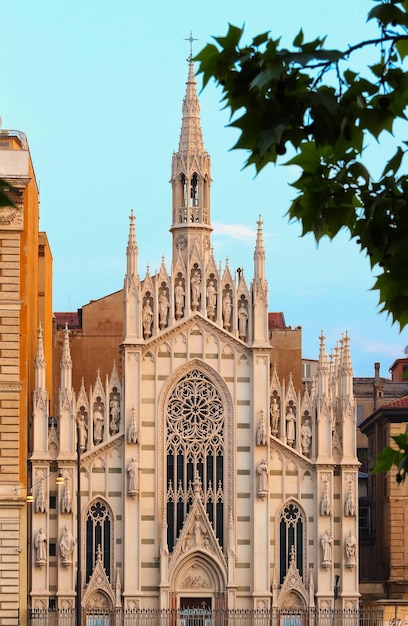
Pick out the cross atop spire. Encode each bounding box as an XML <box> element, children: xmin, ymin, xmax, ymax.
<box><xmin>185</xmin><ymin>31</ymin><xmax>198</xmax><ymax>61</ymax></box>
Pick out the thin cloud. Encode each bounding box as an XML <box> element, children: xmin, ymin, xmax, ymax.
<box><xmin>212</xmin><ymin>221</ymin><xmax>256</xmax><ymax>242</ymax></box>
<box><xmin>354</xmin><ymin>337</ymin><xmax>406</xmax><ymax>359</ymax></box>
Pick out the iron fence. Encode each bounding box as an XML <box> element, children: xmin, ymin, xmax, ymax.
<box><xmin>29</xmin><ymin>607</ymin><xmax>384</xmax><ymax>626</ymax></box>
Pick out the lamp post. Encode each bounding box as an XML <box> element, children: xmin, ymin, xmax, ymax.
<box><xmin>76</xmin><ymin>423</ymin><xmax>82</xmax><ymax>626</ymax></box>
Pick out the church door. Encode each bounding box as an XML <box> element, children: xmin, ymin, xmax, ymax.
<box><xmin>180</xmin><ymin>597</ymin><xmax>212</xmax><ymax>625</ymax></box>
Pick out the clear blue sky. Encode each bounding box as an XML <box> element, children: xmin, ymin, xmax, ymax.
<box><xmin>0</xmin><ymin>0</ymin><xmax>406</xmax><ymax>377</ymax></box>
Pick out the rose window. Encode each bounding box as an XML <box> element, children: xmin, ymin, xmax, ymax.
<box><xmin>166</xmin><ymin>369</ymin><xmax>224</xmax><ymax>551</ymax></box>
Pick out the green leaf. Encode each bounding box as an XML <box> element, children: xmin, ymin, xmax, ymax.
<box><xmin>213</xmin><ymin>23</ymin><xmax>244</xmax><ymax>50</ymax></box>
<box><xmin>396</xmin><ymin>38</ymin><xmax>408</xmax><ymax>61</ymax></box>
<box><xmin>381</xmin><ymin>146</ymin><xmax>404</xmax><ymax>176</ymax></box>
<box><xmin>367</xmin><ymin>4</ymin><xmax>408</xmax><ymax>27</ymax></box>
<box><xmin>372</xmin><ymin>446</ymin><xmax>402</xmax><ymax>474</ymax></box>
<box><xmin>293</xmin><ymin>29</ymin><xmax>304</xmax><ymax>48</ymax></box>
<box><xmin>252</xmin><ymin>31</ymin><xmax>270</xmax><ymax>47</ymax></box>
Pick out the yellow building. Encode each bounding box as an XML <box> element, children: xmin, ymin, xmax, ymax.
<box><xmin>0</xmin><ymin>127</ymin><xmax>52</xmax><ymax>625</ymax></box>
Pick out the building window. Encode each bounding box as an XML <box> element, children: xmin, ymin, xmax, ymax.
<box><xmin>85</xmin><ymin>499</ymin><xmax>112</xmax><ymax>583</ymax></box>
<box><xmin>166</xmin><ymin>369</ymin><xmax>224</xmax><ymax>551</ymax></box>
<box><xmin>279</xmin><ymin>502</ymin><xmax>304</xmax><ymax>584</ymax></box>
<box><xmin>359</xmin><ymin>502</ymin><xmax>371</xmax><ymax>533</ymax></box>
<box><xmin>302</xmin><ymin>362</ymin><xmax>311</xmax><ymax>379</ymax></box>
<box><xmin>356</xmin><ymin>405</ymin><xmax>364</xmax><ymax>426</ymax></box>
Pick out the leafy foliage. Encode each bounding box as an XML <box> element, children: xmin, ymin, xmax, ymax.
<box><xmin>373</xmin><ymin>425</ymin><xmax>408</xmax><ymax>483</ymax></box>
<box><xmin>195</xmin><ymin>1</ymin><xmax>408</xmax><ymax>328</ymax></box>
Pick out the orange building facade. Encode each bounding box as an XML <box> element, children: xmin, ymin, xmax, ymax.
<box><xmin>0</xmin><ymin>128</ymin><xmax>52</xmax><ymax>625</ymax></box>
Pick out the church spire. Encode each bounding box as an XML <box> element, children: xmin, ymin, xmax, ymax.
<box><xmin>251</xmin><ymin>216</ymin><xmax>268</xmax><ymax>345</ymax></box>
<box><xmin>60</xmin><ymin>323</ymin><xmax>72</xmax><ymax>392</ymax></box>
<box><xmin>126</xmin><ymin>209</ymin><xmax>138</xmax><ymax>280</ymax></box>
<box><xmin>123</xmin><ymin>210</ymin><xmax>142</xmax><ymax>343</ymax></box>
<box><xmin>34</xmin><ymin>322</ymin><xmax>46</xmax><ymax>392</ymax></box>
<box><xmin>254</xmin><ymin>215</ymin><xmax>266</xmax><ymax>282</ymax></box>
<box><xmin>178</xmin><ymin>57</ymin><xmax>205</xmax><ymax>156</ymax></box>
<box><xmin>170</xmin><ymin>54</ymin><xmax>212</xmax><ymax>271</ymax></box>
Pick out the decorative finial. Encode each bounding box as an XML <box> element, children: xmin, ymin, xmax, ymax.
<box><xmin>185</xmin><ymin>31</ymin><xmax>198</xmax><ymax>61</ymax></box>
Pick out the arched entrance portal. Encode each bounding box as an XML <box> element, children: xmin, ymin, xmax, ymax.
<box><xmin>170</xmin><ymin>553</ymin><xmax>227</xmax><ymax>612</ymax></box>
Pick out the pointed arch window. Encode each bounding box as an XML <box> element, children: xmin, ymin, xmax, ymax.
<box><xmin>85</xmin><ymin>499</ymin><xmax>112</xmax><ymax>583</ymax></box>
<box><xmin>279</xmin><ymin>502</ymin><xmax>304</xmax><ymax>584</ymax></box>
<box><xmin>190</xmin><ymin>172</ymin><xmax>199</xmax><ymax>208</ymax></box>
<box><xmin>166</xmin><ymin>369</ymin><xmax>224</xmax><ymax>551</ymax></box>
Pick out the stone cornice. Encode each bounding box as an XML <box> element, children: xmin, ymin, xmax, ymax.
<box><xmin>0</xmin><ymin>382</ymin><xmax>22</xmax><ymax>392</ymax></box>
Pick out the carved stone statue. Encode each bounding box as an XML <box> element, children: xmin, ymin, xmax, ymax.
<box><xmin>127</xmin><ymin>457</ymin><xmax>139</xmax><ymax>496</ymax></box>
<box><xmin>60</xmin><ymin>525</ymin><xmax>75</xmax><ymax>565</ymax></box>
<box><xmin>286</xmin><ymin>407</ymin><xmax>295</xmax><ymax>446</ymax></box>
<box><xmin>320</xmin><ymin>480</ymin><xmax>332</xmax><ymax>516</ymax></box>
<box><xmin>35</xmin><ymin>482</ymin><xmax>47</xmax><ymax>513</ymax></box>
<box><xmin>61</xmin><ymin>478</ymin><xmax>72</xmax><ymax>514</ymax></box>
<box><xmin>142</xmin><ymin>298</ymin><xmax>154</xmax><ymax>337</ymax></box>
<box><xmin>34</xmin><ymin>527</ymin><xmax>47</xmax><ymax>566</ymax></box>
<box><xmin>256</xmin><ymin>413</ymin><xmax>267</xmax><ymax>446</ymax></box>
<box><xmin>222</xmin><ymin>291</ymin><xmax>232</xmax><ymax>329</ymax></box>
<box><xmin>93</xmin><ymin>404</ymin><xmax>104</xmax><ymax>445</ymax></box>
<box><xmin>257</xmin><ymin>459</ymin><xmax>268</xmax><ymax>498</ymax></box>
<box><xmin>158</xmin><ymin>290</ymin><xmax>169</xmax><ymax>329</ymax></box>
<box><xmin>238</xmin><ymin>301</ymin><xmax>248</xmax><ymax>339</ymax></box>
<box><xmin>270</xmin><ymin>397</ymin><xmax>280</xmax><ymax>435</ymax></box>
<box><xmin>206</xmin><ymin>281</ymin><xmax>216</xmax><ymax>320</ymax></box>
<box><xmin>77</xmin><ymin>412</ymin><xmax>87</xmax><ymax>451</ymax></box>
<box><xmin>301</xmin><ymin>419</ymin><xmax>312</xmax><ymax>455</ymax></box>
<box><xmin>109</xmin><ymin>395</ymin><xmax>120</xmax><ymax>434</ymax></box>
<box><xmin>175</xmin><ymin>280</ymin><xmax>185</xmax><ymax>318</ymax></box>
<box><xmin>344</xmin><ymin>484</ymin><xmax>356</xmax><ymax>516</ymax></box>
<box><xmin>321</xmin><ymin>529</ymin><xmax>333</xmax><ymax>567</ymax></box>
<box><xmin>191</xmin><ymin>271</ymin><xmax>201</xmax><ymax>310</ymax></box>
<box><xmin>345</xmin><ymin>530</ymin><xmax>357</xmax><ymax>567</ymax></box>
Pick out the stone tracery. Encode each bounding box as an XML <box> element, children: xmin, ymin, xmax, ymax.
<box><xmin>166</xmin><ymin>368</ymin><xmax>225</xmax><ymax>551</ymax></box>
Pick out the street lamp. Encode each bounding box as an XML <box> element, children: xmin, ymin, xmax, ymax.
<box><xmin>26</xmin><ymin>465</ymin><xmax>64</xmax><ymax>503</ymax></box>
<box><xmin>76</xmin><ymin>422</ymin><xmax>82</xmax><ymax>626</ymax></box>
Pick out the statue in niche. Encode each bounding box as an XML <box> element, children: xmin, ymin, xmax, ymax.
<box><xmin>193</xmin><ymin>513</ymin><xmax>209</xmax><ymax>548</ymax></box>
<box><xmin>191</xmin><ymin>271</ymin><xmax>201</xmax><ymax>309</ymax></box>
<box><xmin>34</xmin><ymin>527</ymin><xmax>47</xmax><ymax>566</ymax></box>
<box><xmin>223</xmin><ymin>291</ymin><xmax>232</xmax><ymax>329</ymax></box>
<box><xmin>77</xmin><ymin>411</ymin><xmax>88</xmax><ymax>452</ymax></box>
<box><xmin>109</xmin><ymin>394</ymin><xmax>120</xmax><ymax>434</ymax></box>
<box><xmin>344</xmin><ymin>483</ymin><xmax>356</xmax><ymax>516</ymax></box>
<box><xmin>257</xmin><ymin>459</ymin><xmax>268</xmax><ymax>498</ymax></box>
<box><xmin>93</xmin><ymin>404</ymin><xmax>104</xmax><ymax>445</ymax></box>
<box><xmin>142</xmin><ymin>297</ymin><xmax>154</xmax><ymax>337</ymax></box>
<box><xmin>301</xmin><ymin>418</ymin><xmax>312</xmax><ymax>456</ymax></box>
<box><xmin>127</xmin><ymin>457</ymin><xmax>139</xmax><ymax>496</ymax></box>
<box><xmin>345</xmin><ymin>530</ymin><xmax>357</xmax><ymax>567</ymax></box>
<box><xmin>60</xmin><ymin>525</ymin><xmax>75</xmax><ymax>565</ymax></box>
<box><xmin>61</xmin><ymin>478</ymin><xmax>72</xmax><ymax>513</ymax></box>
<box><xmin>175</xmin><ymin>280</ymin><xmax>185</xmax><ymax>318</ymax></box>
<box><xmin>238</xmin><ymin>301</ymin><xmax>248</xmax><ymax>339</ymax></box>
<box><xmin>35</xmin><ymin>482</ymin><xmax>47</xmax><ymax>513</ymax></box>
<box><xmin>206</xmin><ymin>281</ymin><xmax>217</xmax><ymax>320</ymax></box>
<box><xmin>270</xmin><ymin>397</ymin><xmax>280</xmax><ymax>435</ymax></box>
<box><xmin>320</xmin><ymin>480</ymin><xmax>332</xmax><ymax>515</ymax></box>
<box><xmin>321</xmin><ymin>529</ymin><xmax>333</xmax><ymax>567</ymax></box>
<box><xmin>127</xmin><ymin>422</ymin><xmax>139</xmax><ymax>444</ymax></box>
<box><xmin>158</xmin><ymin>289</ymin><xmax>169</xmax><ymax>329</ymax></box>
<box><xmin>256</xmin><ymin>412</ymin><xmax>267</xmax><ymax>446</ymax></box>
<box><xmin>286</xmin><ymin>407</ymin><xmax>296</xmax><ymax>446</ymax></box>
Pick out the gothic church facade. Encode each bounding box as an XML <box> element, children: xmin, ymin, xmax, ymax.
<box><xmin>29</xmin><ymin>59</ymin><xmax>360</xmax><ymax>613</ymax></box>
